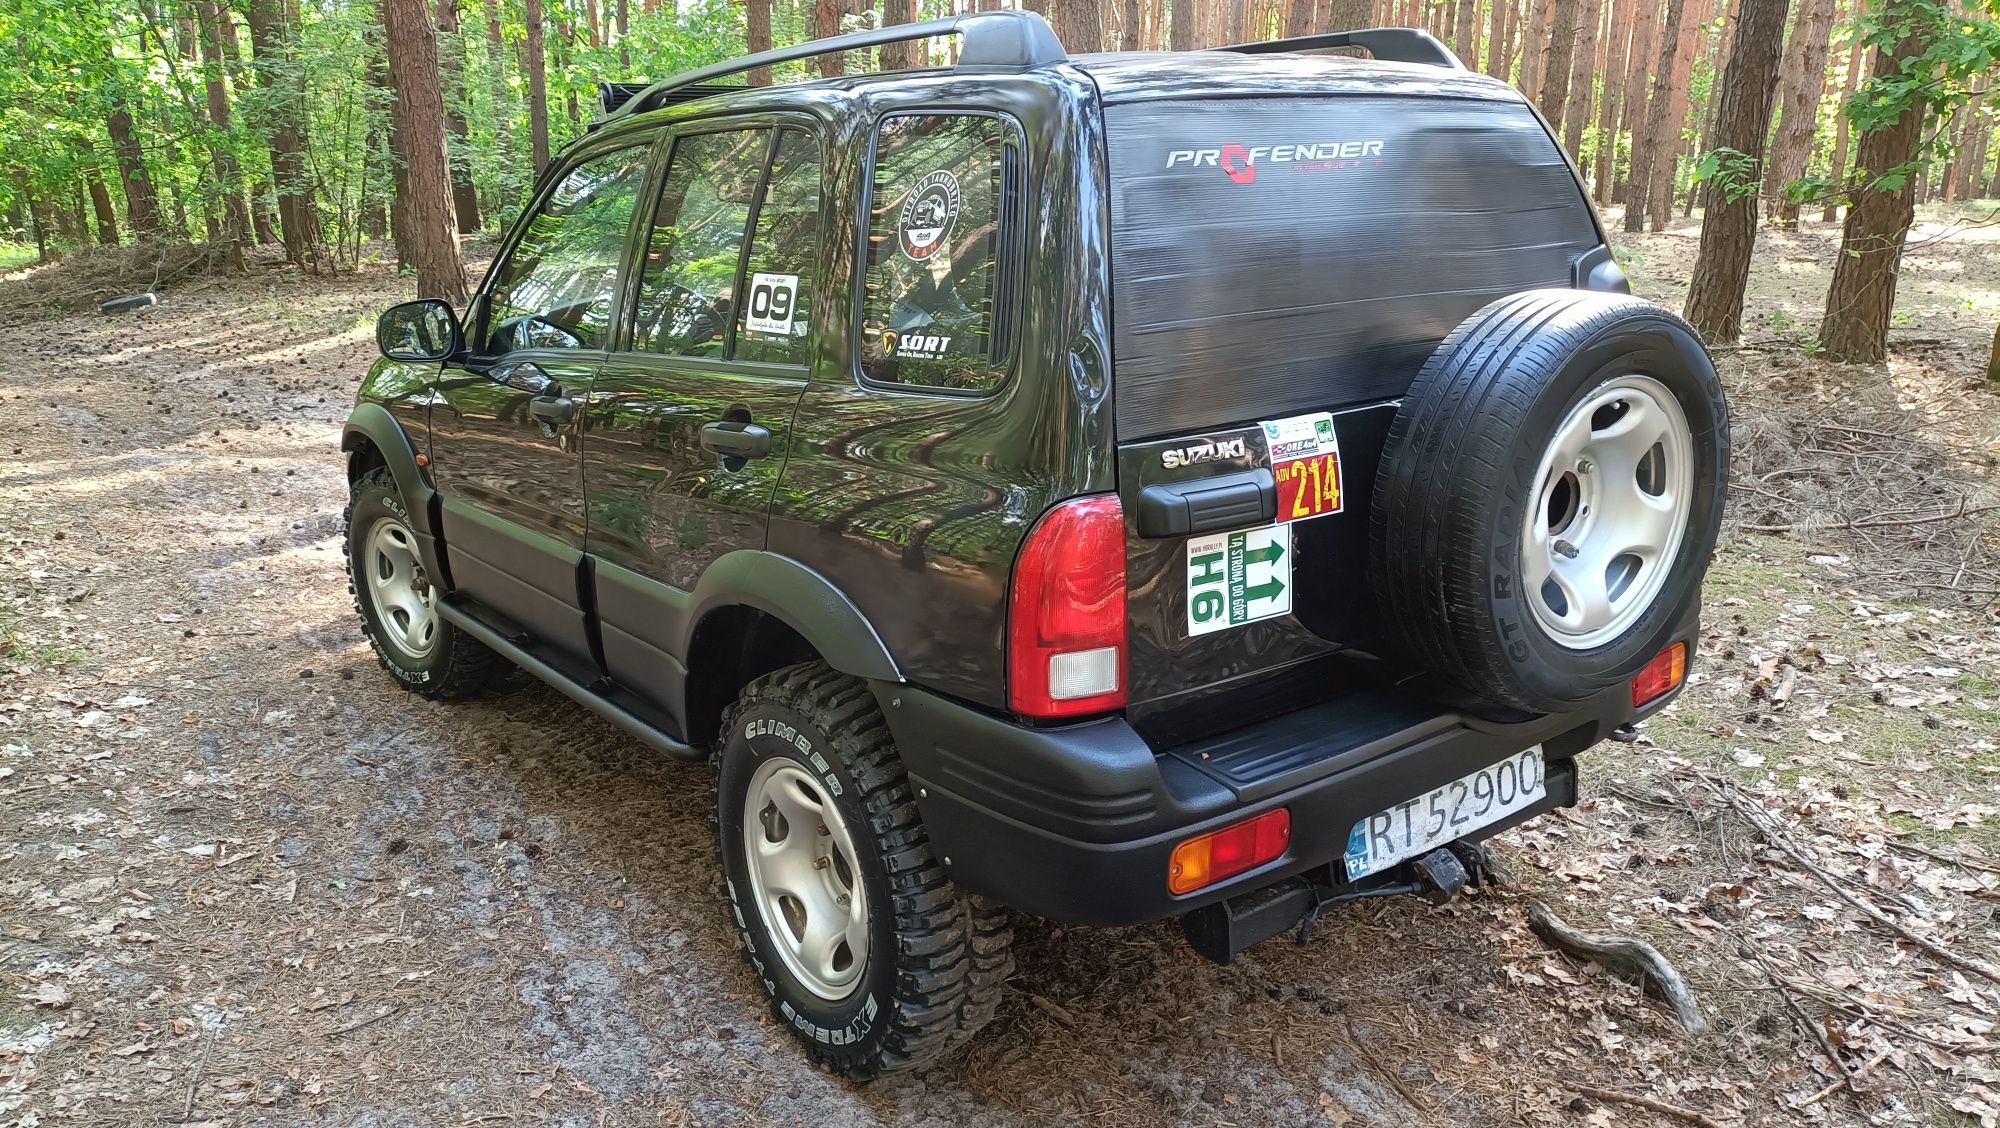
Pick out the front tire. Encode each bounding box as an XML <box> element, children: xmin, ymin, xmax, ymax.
<box><xmin>715</xmin><ymin>663</ymin><xmax>1013</xmax><ymax>1079</ymax></box>
<box><xmin>344</xmin><ymin>468</ymin><xmax>509</xmax><ymax>699</ymax></box>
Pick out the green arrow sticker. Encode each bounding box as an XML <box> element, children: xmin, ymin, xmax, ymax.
<box><xmin>1186</xmin><ymin>523</ymin><xmax>1292</xmax><ymax>637</ymax></box>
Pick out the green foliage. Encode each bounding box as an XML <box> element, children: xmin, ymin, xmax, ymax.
<box><xmin>1692</xmin><ymin>146</ymin><xmax>1764</xmax><ymax>203</ymax></box>
<box><xmin>1837</xmin><ymin>0</ymin><xmax>2000</xmax><ymax>193</ymax></box>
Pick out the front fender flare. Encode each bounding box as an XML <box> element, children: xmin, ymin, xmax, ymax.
<box><xmin>341</xmin><ymin>403</ymin><xmax>446</xmax><ymax>581</ymax></box>
<box><xmin>685</xmin><ymin>551</ymin><xmax>901</xmax><ymax>682</ymax></box>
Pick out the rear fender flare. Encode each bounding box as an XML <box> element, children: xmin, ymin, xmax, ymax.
<box><xmin>684</xmin><ymin>552</ymin><xmax>901</xmax><ymax>683</ymax></box>
<box><xmin>342</xmin><ymin>403</ymin><xmax>446</xmax><ymax>580</ymax></box>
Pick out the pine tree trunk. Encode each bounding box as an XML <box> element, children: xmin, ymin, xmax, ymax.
<box><xmin>749</xmin><ymin>0</ymin><xmax>776</xmax><ymax>79</ymax></box>
<box><xmin>1057</xmin><ymin>0</ymin><xmax>1106</xmax><ymax>50</ymax></box>
<box><xmin>1592</xmin><ymin>0</ymin><xmax>1633</xmax><ymax>202</ymax></box>
<box><xmin>194</xmin><ymin>0</ymin><xmax>253</xmax><ymax>268</ymax></box>
<box><xmin>1536</xmin><ymin>0</ymin><xmax>1581</xmax><ymax>134</ymax></box>
<box><xmin>1486</xmin><ymin>0</ymin><xmax>1513</xmax><ymax>78</ymax></box>
<box><xmin>382</xmin><ymin>0</ymin><xmax>468</xmax><ymax>303</ymax></box>
<box><xmin>1329</xmin><ymin>0</ymin><xmax>1370</xmax><ymax>32</ymax></box>
<box><xmin>435</xmin><ymin>0</ymin><xmax>482</xmax><ymax>233</ymax></box>
<box><xmin>246</xmin><ymin>0</ymin><xmax>322</xmax><ymax>266</ymax></box>
<box><xmin>584</xmin><ymin>0</ymin><xmax>601</xmax><ymax>47</ymax></box>
<box><xmin>615</xmin><ymin>0</ymin><xmax>629</xmax><ymax>69</ymax></box>
<box><xmin>1559</xmin><ymin>0</ymin><xmax>1599</xmax><ymax>156</ymax></box>
<box><xmin>1821</xmin><ymin>33</ymin><xmax>1861</xmax><ymax>222</ymax></box>
<box><xmin>1615</xmin><ymin>0</ymin><xmax>1661</xmax><ymax>203</ymax></box>
<box><xmin>1642</xmin><ymin>0</ymin><xmax>1701</xmax><ymax>231</ymax></box>
<box><xmin>525</xmin><ymin>0</ymin><xmax>549</xmax><ymax>171</ymax></box>
<box><xmin>1764</xmin><ymin>0</ymin><xmax>1836</xmax><ymax>224</ymax></box>
<box><xmin>485</xmin><ymin>0</ymin><xmax>515</xmax><ymax>168</ymax></box>
<box><xmin>1451</xmin><ymin>0</ymin><xmax>1480</xmax><ymax>61</ymax></box>
<box><xmin>105</xmin><ymin>105</ymin><xmax>163</xmax><ymax>237</ymax></box>
<box><xmin>1623</xmin><ymin>0</ymin><xmax>1684</xmax><ymax>230</ymax></box>
<box><xmin>815</xmin><ymin>0</ymin><xmax>847</xmax><ymax>75</ymax></box>
<box><xmin>1520</xmin><ymin>0</ymin><xmax>1555</xmax><ymax>99</ymax></box>
<box><xmin>1121</xmin><ymin>0</ymin><xmax>1141</xmax><ymax>48</ymax></box>
<box><xmin>1171</xmin><ymin>0</ymin><xmax>1194</xmax><ymax>48</ymax></box>
<box><xmin>1818</xmin><ymin>28</ymin><xmax>1925</xmax><ymax>363</ymax></box>
<box><xmin>1960</xmin><ymin>102</ymin><xmax>1991</xmax><ymax>202</ymax></box>
<box><xmin>1683</xmin><ymin>0</ymin><xmax>1789</xmax><ymax>343</ymax></box>
<box><xmin>87</xmin><ymin>172</ymin><xmax>120</xmax><ymax>246</ymax></box>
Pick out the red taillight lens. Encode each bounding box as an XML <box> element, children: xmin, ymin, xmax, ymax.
<box><xmin>1632</xmin><ymin>641</ymin><xmax>1688</xmax><ymax>707</ymax></box>
<box><xmin>1168</xmin><ymin>808</ymin><xmax>1291</xmax><ymax>895</ymax></box>
<box><xmin>1008</xmin><ymin>494</ymin><xmax>1127</xmax><ymax>718</ymax></box>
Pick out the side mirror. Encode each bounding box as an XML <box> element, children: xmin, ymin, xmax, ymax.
<box><xmin>377</xmin><ymin>299</ymin><xmax>462</xmax><ymax>362</ymax></box>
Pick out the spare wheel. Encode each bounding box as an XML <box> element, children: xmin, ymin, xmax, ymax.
<box><xmin>1370</xmin><ymin>289</ymin><xmax>1728</xmax><ymax>713</ymax></box>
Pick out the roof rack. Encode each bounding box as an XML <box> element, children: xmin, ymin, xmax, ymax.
<box><xmin>599</xmin><ymin>10</ymin><xmax>1067</xmax><ymax>124</ymax></box>
<box><xmin>596</xmin><ymin>81</ymin><xmax>741</xmax><ymax>122</ymax></box>
<box><xmin>1213</xmin><ymin>27</ymin><xmax>1465</xmax><ymax>70</ymax></box>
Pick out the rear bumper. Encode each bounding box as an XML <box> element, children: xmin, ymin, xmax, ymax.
<box><xmin>876</xmin><ymin>663</ymin><xmax>1678</xmax><ymax>928</ymax></box>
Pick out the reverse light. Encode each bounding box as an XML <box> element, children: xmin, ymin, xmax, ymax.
<box><xmin>1168</xmin><ymin>808</ymin><xmax>1291</xmax><ymax>895</ymax></box>
<box><xmin>1008</xmin><ymin>494</ymin><xmax>1126</xmax><ymax>718</ymax></box>
<box><xmin>1632</xmin><ymin>641</ymin><xmax>1688</xmax><ymax>707</ymax></box>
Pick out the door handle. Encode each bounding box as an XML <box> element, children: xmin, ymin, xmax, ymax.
<box><xmin>700</xmin><ymin>420</ymin><xmax>773</xmax><ymax>459</ymax></box>
<box><xmin>526</xmin><ymin>395</ymin><xmax>574</xmax><ymax>428</ymax></box>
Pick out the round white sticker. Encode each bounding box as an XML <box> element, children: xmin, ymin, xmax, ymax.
<box><xmin>897</xmin><ymin>170</ymin><xmax>961</xmax><ymax>261</ymax></box>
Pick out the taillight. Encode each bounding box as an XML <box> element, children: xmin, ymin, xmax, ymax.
<box><xmin>1632</xmin><ymin>641</ymin><xmax>1688</xmax><ymax>707</ymax></box>
<box><xmin>1168</xmin><ymin>808</ymin><xmax>1291</xmax><ymax>895</ymax></box>
<box><xmin>1008</xmin><ymin>494</ymin><xmax>1126</xmax><ymax>718</ymax></box>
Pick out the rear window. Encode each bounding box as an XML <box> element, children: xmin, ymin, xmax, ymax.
<box><xmin>1106</xmin><ymin>97</ymin><xmax>1600</xmax><ymax>440</ymax></box>
<box><xmin>859</xmin><ymin>113</ymin><xmax>1019</xmax><ymax>393</ymax></box>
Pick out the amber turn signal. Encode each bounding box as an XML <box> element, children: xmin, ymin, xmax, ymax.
<box><xmin>1631</xmin><ymin>641</ymin><xmax>1688</xmax><ymax>707</ymax></box>
<box><xmin>1168</xmin><ymin>808</ymin><xmax>1291</xmax><ymax>895</ymax></box>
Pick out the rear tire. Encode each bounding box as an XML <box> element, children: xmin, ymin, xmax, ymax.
<box><xmin>1370</xmin><ymin>290</ymin><xmax>1727</xmax><ymax>713</ymax></box>
<box><xmin>715</xmin><ymin>662</ymin><xmax>1013</xmax><ymax>1079</ymax></box>
<box><xmin>345</xmin><ymin>468</ymin><xmax>509</xmax><ymax>699</ymax></box>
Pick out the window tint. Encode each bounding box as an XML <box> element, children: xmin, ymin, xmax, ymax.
<box><xmin>860</xmin><ymin>114</ymin><xmax>1016</xmax><ymax>392</ymax></box>
<box><xmin>734</xmin><ymin>130</ymin><xmax>822</xmax><ymax>366</ymax></box>
<box><xmin>631</xmin><ymin>128</ymin><xmax>768</xmax><ymax>358</ymax></box>
<box><xmin>482</xmin><ymin>144</ymin><xmax>650</xmax><ymax>353</ymax></box>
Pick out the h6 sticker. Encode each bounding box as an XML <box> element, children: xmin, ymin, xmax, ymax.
<box><xmin>744</xmin><ymin>272</ymin><xmax>801</xmax><ymax>336</ymax></box>
<box><xmin>1186</xmin><ymin>524</ymin><xmax>1291</xmax><ymax>637</ymax></box>
<box><xmin>1260</xmin><ymin>411</ymin><xmax>1343</xmax><ymax>524</ymax></box>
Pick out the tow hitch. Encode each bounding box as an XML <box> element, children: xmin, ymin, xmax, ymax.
<box><xmin>1181</xmin><ymin>841</ymin><xmax>1502</xmax><ymax>965</ymax></box>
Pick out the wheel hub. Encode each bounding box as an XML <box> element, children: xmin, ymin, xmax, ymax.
<box><xmin>742</xmin><ymin>758</ymin><xmax>868</xmax><ymax>1001</ymax></box>
<box><xmin>1520</xmin><ymin>374</ymin><xmax>1694</xmax><ymax>651</ymax></box>
<box><xmin>364</xmin><ymin>516</ymin><xmax>440</xmax><ymax>658</ymax></box>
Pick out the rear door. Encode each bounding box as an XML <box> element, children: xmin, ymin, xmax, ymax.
<box><xmin>1102</xmin><ymin>94</ymin><xmax>1603</xmax><ymax>738</ymax></box>
<box><xmin>429</xmin><ymin>139</ymin><xmax>657</xmax><ymax>664</ymax></box>
<box><xmin>581</xmin><ymin>122</ymin><xmax>820</xmax><ymax>725</ymax></box>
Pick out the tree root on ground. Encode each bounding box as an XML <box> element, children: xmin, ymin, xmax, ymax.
<box><xmin>1527</xmin><ymin>900</ymin><xmax>1707</xmax><ymax>1034</ymax></box>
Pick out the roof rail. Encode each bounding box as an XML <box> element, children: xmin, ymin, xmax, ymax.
<box><xmin>1213</xmin><ymin>27</ymin><xmax>1465</xmax><ymax>70</ymax></box>
<box><xmin>601</xmin><ymin>10</ymin><xmax>1067</xmax><ymax>123</ymax></box>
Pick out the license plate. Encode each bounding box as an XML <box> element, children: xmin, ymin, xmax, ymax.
<box><xmin>1343</xmin><ymin>748</ymin><xmax>1546</xmax><ymax>879</ymax></box>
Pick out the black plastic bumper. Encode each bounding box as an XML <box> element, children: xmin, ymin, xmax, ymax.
<box><xmin>875</xmin><ymin>670</ymin><xmax>1676</xmax><ymax>928</ymax></box>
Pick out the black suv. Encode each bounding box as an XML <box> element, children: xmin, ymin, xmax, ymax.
<box><xmin>345</xmin><ymin>11</ymin><xmax>1727</xmax><ymax>1078</ymax></box>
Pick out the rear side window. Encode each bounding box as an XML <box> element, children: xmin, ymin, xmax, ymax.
<box><xmin>860</xmin><ymin>114</ymin><xmax>1018</xmax><ymax>392</ymax></box>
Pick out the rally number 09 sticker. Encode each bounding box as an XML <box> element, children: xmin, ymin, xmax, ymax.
<box><xmin>744</xmin><ymin>272</ymin><xmax>801</xmax><ymax>336</ymax></box>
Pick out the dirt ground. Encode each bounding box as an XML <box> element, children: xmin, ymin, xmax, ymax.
<box><xmin>3</xmin><ymin>206</ymin><xmax>1999</xmax><ymax>1128</ymax></box>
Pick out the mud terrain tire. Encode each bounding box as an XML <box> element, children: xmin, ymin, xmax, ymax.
<box><xmin>1371</xmin><ymin>290</ymin><xmax>1727</xmax><ymax>713</ymax></box>
<box><xmin>345</xmin><ymin>468</ymin><xmax>509</xmax><ymax>699</ymax></box>
<box><xmin>715</xmin><ymin>662</ymin><xmax>1013</xmax><ymax>1079</ymax></box>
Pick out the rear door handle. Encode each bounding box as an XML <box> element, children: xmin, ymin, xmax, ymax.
<box><xmin>700</xmin><ymin>420</ymin><xmax>773</xmax><ymax>459</ymax></box>
<box><xmin>526</xmin><ymin>395</ymin><xmax>575</xmax><ymax>428</ymax></box>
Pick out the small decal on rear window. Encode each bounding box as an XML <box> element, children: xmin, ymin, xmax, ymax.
<box><xmin>1186</xmin><ymin>523</ymin><xmax>1291</xmax><ymax>637</ymax></box>
<box><xmin>897</xmin><ymin>170</ymin><xmax>961</xmax><ymax>261</ymax></box>
<box><xmin>1261</xmin><ymin>412</ymin><xmax>1344</xmax><ymax>524</ymax></box>
<box><xmin>743</xmin><ymin>272</ymin><xmax>802</xmax><ymax>336</ymax></box>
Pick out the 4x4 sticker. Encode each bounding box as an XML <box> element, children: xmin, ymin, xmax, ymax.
<box><xmin>898</xmin><ymin>170</ymin><xmax>961</xmax><ymax>261</ymax></box>
<box><xmin>744</xmin><ymin>272</ymin><xmax>801</xmax><ymax>336</ymax></box>
<box><xmin>1261</xmin><ymin>412</ymin><xmax>1343</xmax><ymax>524</ymax></box>
<box><xmin>1186</xmin><ymin>523</ymin><xmax>1291</xmax><ymax>637</ymax></box>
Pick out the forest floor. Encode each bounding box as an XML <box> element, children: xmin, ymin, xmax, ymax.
<box><xmin>2</xmin><ymin>203</ymin><xmax>1999</xmax><ymax>1128</ymax></box>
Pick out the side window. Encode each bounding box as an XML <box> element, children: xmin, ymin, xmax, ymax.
<box><xmin>734</xmin><ymin>130</ymin><xmax>822</xmax><ymax>366</ymax></box>
<box><xmin>860</xmin><ymin>114</ymin><xmax>1018</xmax><ymax>392</ymax></box>
<box><xmin>630</xmin><ymin>128</ymin><xmax>768</xmax><ymax>358</ymax></box>
<box><xmin>481</xmin><ymin>144</ymin><xmax>651</xmax><ymax>354</ymax></box>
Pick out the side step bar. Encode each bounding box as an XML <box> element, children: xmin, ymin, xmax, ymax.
<box><xmin>436</xmin><ymin>600</ymin><xmax>705</xmax><ymax>765</ymax></box>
